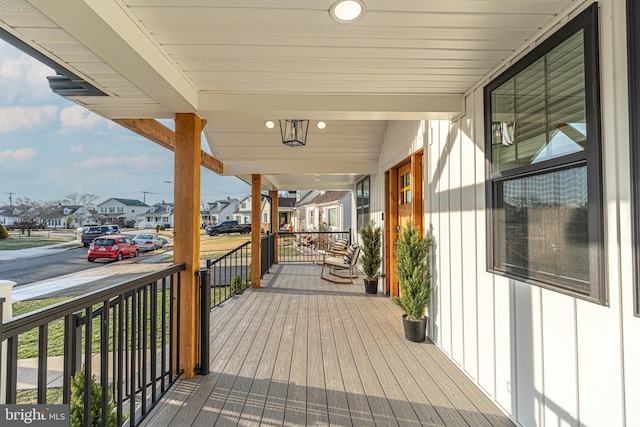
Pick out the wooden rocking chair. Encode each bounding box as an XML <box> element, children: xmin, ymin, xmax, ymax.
<box><xmin>320</xmin><ymin>245</ymin><xmax>361</xmax><ymax>284</ymax></box>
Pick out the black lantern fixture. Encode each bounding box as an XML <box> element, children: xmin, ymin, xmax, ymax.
<box><xmin>279</xmin><ymin>119</ymin><xmax>309</xmax><ymax>147</ymax></box>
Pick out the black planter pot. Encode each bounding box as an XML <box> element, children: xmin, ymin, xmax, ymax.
<box><xmin>402</xmin><ymin>314</ymin><xmax>427</xmax><ymax>342</ymax></box>
<box><xmin>364</xmin><ymin>278</ymin><xmax>378</xmax><ymax>294</ymax></box>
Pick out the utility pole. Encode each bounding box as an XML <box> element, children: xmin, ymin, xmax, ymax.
<box><xmin>141</xmin><ymin>191</ymin><xmax>152</xmax><ymax>204</ymax></box>
<box><xmin>5</xmin><ymin>192</ymin><xmax>15</xmax><ymax>206</ymax></box>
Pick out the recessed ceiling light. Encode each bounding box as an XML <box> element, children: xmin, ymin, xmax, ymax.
<box><xmin>317</xmin><ymin>121</ymin><xmax>327</xmax><ymax>129</ymax></box>
<box><xmin>265</xmin><ymin>120</ymin><xmax>275</xmax><ymax>129</ymax></box>
<box><xmin>330</xmin><ymin>0</ymin><xmax>365</xmax><ymax>24</ymax></box>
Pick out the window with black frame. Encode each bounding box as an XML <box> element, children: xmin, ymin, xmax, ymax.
<box><xmin>628</xmin><ymin>0</ymin><xmax>640</xmax><ymax>315</ymax></box>
<box><xmin>356</xmin><ymin>176</ymin><xmax>370</xmax><ymax>231</ymax></box>
<box><xmin>485</xmin><ymin>4</ymin><xmax>605</xmax><ymax>303</ymax></box>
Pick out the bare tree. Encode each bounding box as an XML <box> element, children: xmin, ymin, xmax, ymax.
<box><xmin>13</xmin><ymin>198</ymin><xmax>38</xmax><ymax>236</ymax></box>
<box><xmin>36</xmin><ymin>200</ymin><xmax>62</xmax><ymax>228</ymax></box>
<box><xmin>65</xmin><ymin>192</ymin><xmax>100</xmax><ymax>209</ymax></box>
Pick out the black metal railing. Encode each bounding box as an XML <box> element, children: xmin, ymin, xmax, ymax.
<box><xmin>0</xmin><ymin>264</ymin><xmax>184</xmax><ymax>427</ymax></box>
<box><xmin>261</xmin><ymin>232</ymin><xmax>275</xmax><ymax>278</ymax></box>
<box><xmin>277</xmin><ymin>230</ymin><xmax>351</xmax><ymax>263</ymax></box>
<box><xmin>205</xmin><ymin>241</ymin><xmax>251</xmax><ymax>308</ymax></box>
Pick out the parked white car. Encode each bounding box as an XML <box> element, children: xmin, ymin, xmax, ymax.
<box><xmin>132</xmin><ymin>233</ymin><xmax>165</xmax><ymax>251</ymax></box>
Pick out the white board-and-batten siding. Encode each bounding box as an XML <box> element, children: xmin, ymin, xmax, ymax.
<box><xmin>371</xmin><ymin>2</ymin><xmax>639</xmax><ymax>426</ymax></box>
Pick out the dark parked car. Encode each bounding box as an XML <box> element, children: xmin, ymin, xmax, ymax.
<box><xmin>87</xmin><ymin>235</ymin><xmax>139</xmax><ymax>262</ymax></box>
<box><xmin>206</xmin><ymin>220</ymin><xmax>251</xmax><ymax>236</ymax></box>
<box><xmin>81</xmin><ymin>225</ymin><xmax>120</xmax><ymax>246</ymax></box>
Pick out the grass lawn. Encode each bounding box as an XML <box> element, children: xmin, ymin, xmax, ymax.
<box><xmin>200</xmin><ymin>233</ymin><xmax>251</xmax><ymax>259</ymax></box>
<box><xmin>0</xmin><ymin>235</ymin><xmax>78</xmax><ymax>250</ymax></box>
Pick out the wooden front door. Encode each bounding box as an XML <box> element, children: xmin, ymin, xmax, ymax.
<box><xmin>385</xmin><ymin>151</ymin><xmax>423</xmax><ymax>298</ymax></box>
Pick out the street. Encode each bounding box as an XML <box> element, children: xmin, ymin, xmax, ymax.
<box><xmin>0</xmin><ymin>245</ymin><xmax>172</xmax><ymax>299</ymax></box>
<box><xmin>0</xmin><ymin>247</ymin><xmax>101</xmax><ymax>286</ymax></box>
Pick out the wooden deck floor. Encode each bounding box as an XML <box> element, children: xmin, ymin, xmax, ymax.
<box><xmin>140</xmin><ymin>264</ymin><xmax>514</xmax><ymax>427</ymax></box>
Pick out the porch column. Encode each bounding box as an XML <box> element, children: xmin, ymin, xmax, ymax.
<box><xmin>251</xmin><ymin>174</ymin><xmax>261</xmax><ymax>288</ymax></box>
<box><xmin>271</xmin><ymin>190</ymin><xmax>279</xmax><ymax>264</ymax></box>
<box><xmin>174</xmin><ymin>113</ymin><xmax>202</xmax><ymax>379</ymax></box>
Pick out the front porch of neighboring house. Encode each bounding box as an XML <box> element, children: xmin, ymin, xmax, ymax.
<box><xmin>140</xmin><ymin>263</ymin><xmax>514</xmax><ymax>427</ymax></box>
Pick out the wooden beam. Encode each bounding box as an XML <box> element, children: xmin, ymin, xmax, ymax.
<box><xmin>112</xmin><ymin>118</ymin><xmax>224</xmax><ymax>174</ymax></box>
<box><xmin>113</xmin><ymin>118</ymin><xmax>174</xmax><ymax>151</ymax></box>
<box><xmin>271</xmin><ymin>190</ymin><xmax>279</xmax><ymax>264</ymax></box>
<box><xmin>251</xmin><ymin>174</ymin><xmax>262</xmax><ymax>288</ymax></box>
<box><xmin>173</xmin><ymin>113</ymin><xmax>202</xmax><ymax>379</ymax></box>
<box><xmin>201</xmin><ymin>151</ymin><xmax>224</xmax><ymax>174</ymax></box>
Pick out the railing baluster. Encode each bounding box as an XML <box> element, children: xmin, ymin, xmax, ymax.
<box><xmin>161</xmin><ymin>278</ymin><xmax>167</xmax><ymax>392</ymax></box>
<box><xmin>6</xmin><ymin>336</ymin><xmax>17</xmax><ymax>403</ymax></box>
<box><xmin>37</xmin><ymin>324</ymin><xmax>48</xmax><ymax>403</ymax></box>
<box><xmin>150</xmin><ymin>280</ymin><xmax>158</xmax><ymax>403</ymax></box>
<box><xmin>169</xmin><ymin>275</ymin><xmax>174</xmax><ymax>381</ymax></box>
<box><xmin>83</xmin><ymin>305</ymin><xmax>92</xmax><ymax>427</ymax></box>
<box><xmin>130</xmin><ymin>289</ymin><xmax>137</xmax><ymax>427</ymax></box>
<box><xmin>62</xmin><ymin>314</ymin><xmax>74</xmax><ymax>404</ymax></box>
<box><xmin>100</xmin><ymin>300</ymin><xmax>109</xmax><ymax>427</ymax></box>
<box><xmin>175</xmin><ymin>273</ymin><xmax>181</xmax><ymax>377</ymax></box>
<box><xmin>116</xmin><ymin>293</ymin><xmax>124</xmax><ymax>427</ymax></box>
<box><xmin>141</xmin><ymin>285</ymin><xmax>148</xmax><ymax>415</ymax></box>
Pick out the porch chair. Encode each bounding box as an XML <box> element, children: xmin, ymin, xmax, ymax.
<box><xmin>320</xmin><ymin>244</ymin><xmax>361</xmax><ymax>284</ymax></box>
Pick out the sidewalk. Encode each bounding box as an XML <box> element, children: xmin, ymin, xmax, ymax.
<box><xmin>0</xmin><ymin>241</ymin><xmax>79</xmax><ymax>262</ymax></box>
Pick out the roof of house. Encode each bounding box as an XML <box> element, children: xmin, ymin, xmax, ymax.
<box><xmin>100</xmin><ymin>198</ymin><xmax>149</xmax><ymax>207</ymax></box>
<box><xmin>278</xmin><ymin>197</ymin><xmax>297</xmax><ymax>209</ymax></box>
<box><xmin>297</xmin><ymin>191</ymin><xmax>349</xmax><ymax>207</ymax></box>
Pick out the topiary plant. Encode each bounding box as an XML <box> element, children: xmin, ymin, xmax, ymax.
<box><xmin>70</xmin><ymin>369</ymin><xmax>117</xmax><ymax>427</ymax></box>
<box><xmin>393</xmin><ymin>222</ymin><xmax>433</xmax><ymax>320</ymax></box>
<box><xmin>359</xmin><ymin>221</ymin><xmax>382</xmax><ymax>280</ymax></box>
<box><xmin>0</xmin><ymin>224</ymin><xmax>8</xmax><ymax>239</ymax></box>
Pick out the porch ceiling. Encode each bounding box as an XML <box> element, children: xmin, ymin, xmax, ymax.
<box><xmin>0</xmin><ymin>0</ymin><xmax>575</xmax><ymax>190</ymax></box>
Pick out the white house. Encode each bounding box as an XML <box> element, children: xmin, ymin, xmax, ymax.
<box><xmin>359</xmin><ymin>4</ymin><xmax>640</xmax><ymax>426</ymax></box>
<box><xmin>295</xmin><ymin>190</ymin><xmax>352</xmax><ymax>233</ymax></box>
<box><xmin>136</xmin><ymin>202</ymin><xmax>174</xmax><ymax>229</ymax></box>
<box><xmin>0</xmin><ymin>206</ymin><xmax>17</xmax><ymax>228</ymax></box>
<box><xmin>234</xmin><ymin>194</ymin><xmax>271</xmax><ymax>231</ymax></box>
<box><xmin>97</xmin><ymin>198</ymin><xmax>149</xmax><ymax>227</ymax></box>
<box><xmin>5</xmin><ymin>2</ymin><xmax>640</xmax><ymax>425</ymax></box>
<box><xmin>45</xmin><ymin>205</ymin><xmax>92</xmax><ymax>229</ymax></box>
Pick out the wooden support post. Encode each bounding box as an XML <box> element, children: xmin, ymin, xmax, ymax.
<box><xmin>173</xmin><ymin>113</ymin><xmax>202</xmax><ymax>379</ymax></box>
<box><xmin>251</xmin><ymin>174</ymin><xmax>262</xmax><ymax>288</ymax></box>
<box><xmin>271</xmin><ymin>190</ymin><xmax>279</xmax><ymax>264</ymax></box>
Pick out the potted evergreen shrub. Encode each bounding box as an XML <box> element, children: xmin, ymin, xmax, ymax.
<box><xmin>393</xmin><ymin>222</ymin><xmax>433</xmax><ymax>342</ymax></box>
<box><xmin>359</xmin><ymin>221</ymin><xmax>382</xmax><ymax>294</ymax></box>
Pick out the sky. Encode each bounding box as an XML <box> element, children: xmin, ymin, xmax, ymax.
<box><xmin>0</xmin><ymin>40</ymin><xmax>249</xmax><ymax>208</ymax></box>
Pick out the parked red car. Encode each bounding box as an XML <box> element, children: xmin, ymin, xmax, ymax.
<box><xmin>87</xmin><ymin>235</ymin><xmax>139</xmax><ymax>262</ymax></box>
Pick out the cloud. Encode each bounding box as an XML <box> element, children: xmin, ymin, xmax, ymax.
<box><xmin>59</xmin><ymin>105</ymin><xmax>105</xmax><ymax>131</ymax></box>
<box><xmin>0</xmin><ymin>43</ymin><xmax>54</xmax><ymax>105</ymax></box>
<box><xmin>0</xmin><ymin>148</ymin><xmax>36</xmax><ymax>162</ymax></box>
<box><xmin>0</xmin><ymin>105</ymin><xmax>59</xmax><ymax>133</ymax></box>
<box><xmin>74</xmin><ymin>155</ymin><xmax>169</xmax><ymax>170</ymax></box>
<box><xmin>69</xmin><ymin>145</ymin><xmax>84</xmax><ymax>153</ymax></box>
